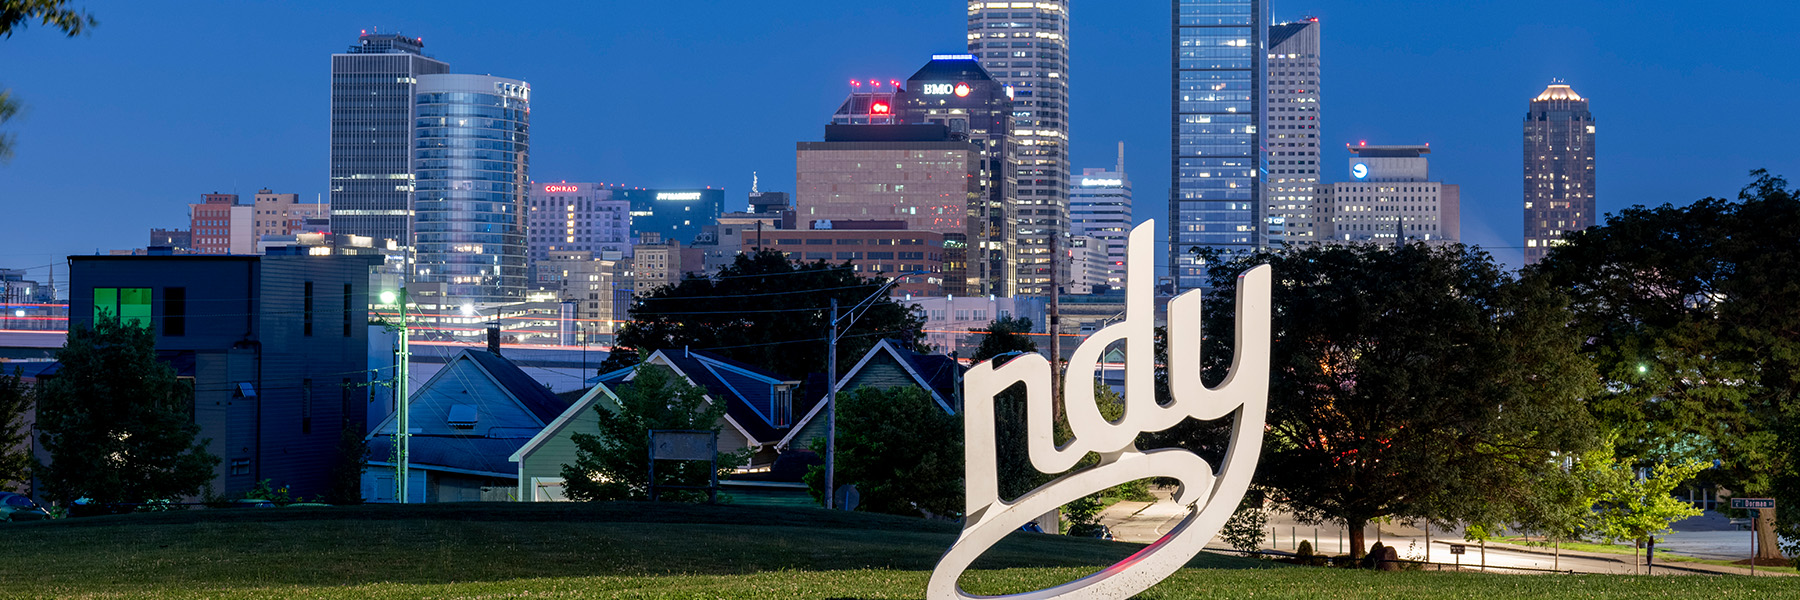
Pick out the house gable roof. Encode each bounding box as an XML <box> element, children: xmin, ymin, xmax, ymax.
<box><xmin>777</xmin><ymin>339</ymin><xmax>962</xmax><ymax>450</ymax></box>
<box><xmin>367</xmin><ymin>349</ymin><xmax>571</xmax><ymax>440</ymax></box>
<box><xmin>510</xmin><ymin>383</ymin><xmax>624</xmax><ymax>463</ymax></box>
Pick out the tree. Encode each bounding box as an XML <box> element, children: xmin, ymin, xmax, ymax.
<box><xmin>1197</xmin><ymin>242</ymin><xmax>1599</xmax><ymax>558</ymax></box>
<box><xmin>1</xmin><ymin>0</ymin><xmax>97</xmax><ymax>160</ymax></box>
<box><xmin>1219</xmin><ymin>493</ymin><xmax>1270</xmax><ymax>557</ymax></box>
<box><xmin>1584</xmin><ymin>449</ymin><xmax>1707</xmax><ymax>574</ymax></box>
<box><xmin>973</xmin><ymin>316</ymin><xmax>1037</xmax><ymax>363</ymax></box>
<box><xmin>0</xmin><ymin>367</ymin><xmax>31</xmax><ymax>492</ymax></box>
<box><xmin>561</xmin><ymin>362</ymin><xmax>734</xmax><ymax>502</ymax></box>
<box><xmin>802</xmin><ymin>386</ymin><xmax>961</xmax><ymax>518</ymax></box>
<box><xmin>1527</xmin><ymin>170</ymin><xmax>1800</xmax><ymax>560</ymax></box>
<box><xmin>34</xmin><ymin>316</ymin><xmax>220</xmax><ymax>506</ymax></box>
<box><xmin>324</xmin><ymin>423</ymin><xmax>369</xmax><ymax>504</ymax></box>
<box><xmin>970</xmin><ymin>317</ymin><xmax>1042</xmax><ymax>501</ymax></box>
<box><xmin>600</xmin><ymin>249</ymin><xmax>925</xmax><ymax>380</ymax></box>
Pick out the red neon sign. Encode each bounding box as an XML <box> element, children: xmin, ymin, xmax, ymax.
<box><xmin>871</xmin><ymin>102</ymin><xmax>891</xmax><ymax>115</ymax></box>
<box><xmin>543</xmin><ymin>185</ymin><xmax>580</xmax><ymax>193</ymax></box>
<box><xmin>954</xmin><ymin>83</ymin><xmax>971</xmax><ymax>97</ymax></box>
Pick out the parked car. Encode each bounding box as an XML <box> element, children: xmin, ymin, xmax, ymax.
<box><xmin>0</xmin><ymin>493</ymin><xmax>51</xmax><ymax>522</ymax></box>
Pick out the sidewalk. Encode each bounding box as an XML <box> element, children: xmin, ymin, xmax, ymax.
<box><xmin>1478</xmin><ymin>539</ymin><xmax>1794</xmax><ymax>577</ymax></box>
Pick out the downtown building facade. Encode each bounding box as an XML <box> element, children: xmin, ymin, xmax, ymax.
<box><xmin>328</xmin><ymin>32</ymin><xmax>449</xmax><ymax>247</ymax></box>
<box><xmin>1315</xmin><ymin>145</ymin><xmax>1459</xmax><ymax>245</ymax></box>
<box><xmin>1171</xmin><ymin>0</ymin><xmax>1267</xmax><ymax>290</ymax></box>
<box><xmin>795</xmin><ymin>124</ymin><xmax>983</xmax><ymax>296</ymax></box>
<box><xmin>893</xmin><ymin>55</ymin><xmax>1018</xmax><ymax>297</ymax></box>
<box><xmin>1069</xmin><ymin>143</ymin><xmax>1131</xmax><ymax>288</ymax></box>
<box><xmin>1523</xmin><ymin>83</ymin><xmax>1596</xmax><ymax>264</ymax></box>
<box><xmin>252</xmin><ymin>189</ymin><xmax>330</xmax><ymax>239</ymax></box>
<box><xmin>189</xmin><ymin>193</ymin><xmax>253</xmax><ymax>255</ymax></box>
<box><xmin>616</xmin><ymin>188</ymin><xmax>725</xmax><ymax>247</ymax></box>
<box><xmin>1265</xmin><ymin>18</ymin><xmax>1321</xmax><ymax>246</ymax></box>
<box><xmin>411</xmin><ymin>74</ymin><xmax>532</xmax><ymax>303</ymax></box>
<box><xmin>526</xmin><ymin>182</ymin><xmax>633</xmax><ymax>268</ymax></box>
<box><xmin>967</xmin><ymin>1</ymin><xmax>1069</xmax><ymax>296</ymax></box>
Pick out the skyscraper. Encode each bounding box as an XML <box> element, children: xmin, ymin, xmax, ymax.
<box><xmin>1171</xmin><ymin>0</ymin><xmax>1266</xmax><ymax>290</ymax></box>
<box><xmin>328</xmin><ymin>32</ymin><xmax>449</xmax><ymax>247</ymax></box>
<box><xmin>967</xmin><ymin>1</ymin><xmax>1069</xmax><ymax>296</ymax></box>
<box><xmin>1069</xmin><ymin>142</ymin><xmax>1132</xmax><ymax>287</ymax></box>
<box><xmin>525</xmin><ymin>182</ymin><xmax>633</xmax><ymax>268</ymax></box>
<box><xmin>1265</xmin><ymin>18</ymin><xmax>1320</xmax><ymax>246</ymax></box>
<box><xmin>411</xmin><ymin>74</ymin><xmax>531</xmax><ymax>303</ymax></box>
<box><xmin>895</xmin><ymin>55</ymin><xmax>1017</xmax><ymax>297</ymax></box>
<box><xmin>1523</xmin><ymin>82</ymin><xmax>1596</xmax><ymax>264</ymax></box>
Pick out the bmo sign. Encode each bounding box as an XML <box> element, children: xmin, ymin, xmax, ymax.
<box><xmin>921</xmin><ymin>82</ymin><xmax>972</xmax><ymax>98</ymax></box>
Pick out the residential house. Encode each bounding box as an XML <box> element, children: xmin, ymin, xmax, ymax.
<box><xmin>778</xmin><ymin>338</ymin><xmax>964</xmax><ymax>453</ymax></box>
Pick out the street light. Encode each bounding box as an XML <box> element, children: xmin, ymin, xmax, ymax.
<box><xmin>381</xmin><ymin>288</ymin><xmax>411</xmax><ymax>503</ymax></box>
<box><xmin>825</xmin><ymin>270</ymin><xmax>927</xmax><ymax>510</ymax></box>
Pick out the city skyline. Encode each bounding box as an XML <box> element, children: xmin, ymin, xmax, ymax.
<box><xmin>3</xmin><ymin>1</ymin><xmax>1797</xmax><ymax>290</ymax></box>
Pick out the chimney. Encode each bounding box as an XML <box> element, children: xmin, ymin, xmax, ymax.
<box><xmin>486</xmin><ymin>322</ymin><xmax>501</xmax><ymax>356</ymax></box>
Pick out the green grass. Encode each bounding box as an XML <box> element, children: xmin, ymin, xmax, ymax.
<box><xmin>1504</xmin><ymin>538</ymin><xmax>1799</xmax><ymax>575</ymax></box>
<box><xmin>0</xmin><ymin>503</ymin><xmax>1790</xmax><ymax>599</ymax></box>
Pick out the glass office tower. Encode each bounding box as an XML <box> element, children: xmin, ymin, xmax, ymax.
<box><xmin>1171</xmin><ymin>0</ymin><xmax>1265</xmax><ymax>290</ymax></box>
<box><xmin>412</xmin><ymin>74</ymin><xmax>532</xmax><ymax>302</ymax></box>
<box><xmin>328</xmin><ymin>32</ymin><xmax>449</xmax><ymax>248</ymax></box>
<box><xmin>967</xmin><ymin>1</ymin><xmax>1069</xmax><ymax>295</ymax></box>
<box><xmin>1523</xmin><ymin>83</ymin><xmax>1596</xmax><ymax>264</ymax></box>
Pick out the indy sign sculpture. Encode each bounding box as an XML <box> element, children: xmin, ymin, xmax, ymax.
<box><xmin>928</xmin><ymin>220</ymin><xmax>1271</xmax><ymax>600</ymax></box>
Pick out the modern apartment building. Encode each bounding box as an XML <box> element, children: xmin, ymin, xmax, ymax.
<box><xmin>1171</xmin><ymin>0</ymin><xmax>1267</xmax><ymax>290</ymax></box>
<box><xmin>894</xmin><ymin>55</ymin><xmax>1017</xmax><ymax>297</ymax></box>
<box><xmin>328</xmin><ymin>32</ymin><xmax>449</xmax><ymax>246</ymax></box>
<box><xmin>412</xmin><ymin>74</ymin><xmax>531</xmax><ymax>303</ymax></box>
<box><xmin>1266</xmin><ymin>18</ymin><xmax>1321</xmax><ymax>246</ymax></box>
<box><xmin>967</xmin><ymin>1</ymin><xmax>1070</xmax><ymax>295</ymax></box>
<box><xmin>1523</xmin><ymin>82</ymin><xmax>1596</xmax><ymax>264</ymax></box>
<box><xmin>615</xmin><ymin>188</ymin><xmax>725</xmax><ymax>247</ymax></box>
<box><xmin>1315</xmin><ymin>144</ymin><xmax>1459</xmax><ymax>245</ymax></box>
<box><xmin>1069</xmin><ymin>143</ymin><xmax>1132</xmax><ymax>287</ymax></box>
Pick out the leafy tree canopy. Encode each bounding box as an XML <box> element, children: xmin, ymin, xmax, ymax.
<box><xmin>1527</xmin><ymin>170</ymin><xmax>1799</xmax><ymax>558</ymax></box>
<box><xmin>561</xmin><ymin>362</ymin><xmax>736</xmax><ymax>502</ymax></box>
<box><xmin>601</xmin><ymin>249</ymin><xmax>925</xmax><ymax>380</ymax></box>
<box><xmin>35</xmin><ymin>316</ymin><xmax>220</xmax><ymax>506</ymax></box>
<box><xmin>2</xmin><ymin>0</ymin><xmax>96</xmax><ymax>160</ymax></box>
<box><xmin>804</xmin><ymin>385</ymin><xmax>961</xmax><ymax>518</ymax></box>
<box><xmin>0</xmin><ymin>367</ymin><xmax>31</xmax><ymax>492</ymax></box>
<box><xmin>1196</xmin><ymin>242</ymin><xmax>1600</xmax><ymax>558</ymax></box>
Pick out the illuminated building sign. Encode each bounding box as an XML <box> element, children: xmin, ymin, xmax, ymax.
<box><xmin>922</xmin><ymin>82</ymin><xmax>973</xmax><ymax>97</ymax></box>
<box><xmin>656</xmin><ymin>192</ymin><xmax>702</xmax><ymax>201</ymax></box>
<box><xmin>1351</xmin><ymin>163</ymin><xmax>1370</xmax><ymax>180</ymax></box>
<box><xmin>871</xmin><ymin>101</ymin><xmax>891</xmax><ymax>115</ymax></box>
<box><xmin>543</xmin><ymin>184</ymin><xmax>580</xmax><ymax>193</ymax></box>
<box><xmin>954</xmin><ymin>83</ymin><xmax>971</xmax><ymax>97</ymax></box>
<box><xmin>1081</xmin><ymin>178</ymin><xmax>1123</xmax><ymax>187</ymax></box>
<box><xmin>494</xmin><ymin>81</ymin><xmax>530</xmax><ymax>101</ymax></box>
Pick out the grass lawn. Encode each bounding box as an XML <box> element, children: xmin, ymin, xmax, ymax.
<box><xmin>1501</xmin><ymin>537</ymin><xmax>1799</xmax><ymax>576</ymax></box>
<box><xmin>0</xmin><ymin>502</ymin><xmax>1790</xmax><ymax>599</ymax></box>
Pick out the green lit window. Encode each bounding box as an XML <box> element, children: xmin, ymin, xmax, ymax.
<box><xmin>94</xmin><ymin>287</ymin><xmax>152</xmax><ymax>328</ymax></box>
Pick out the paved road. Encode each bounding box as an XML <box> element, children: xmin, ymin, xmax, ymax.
<box><xmin>1095</xmin><ymin>489</ymin><xmax>1786</xmax><ymax>576</ymax></box>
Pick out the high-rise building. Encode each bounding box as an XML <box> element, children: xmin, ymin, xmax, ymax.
<box><xmin>966</xmin><ymin>1</ymin><xmax>1069</xmax><ymax>296</ymax></box>
<box><xmin>895</xmin><ymin>55</ymin><xmax>1017</xmax><ymax>297</ymax></box>
<box><xmin>412</xmin><ymin>74</ymin><xmax>531</xmax><ymax>303</ymax></box>
<box><xmin>615</xmin><ymin>188</ymin><xmax>726</xmax><ymax>247</ymax></box>
<box><xmin>831</xmin><ymin>82</ymin><xmax>901</xmax><ymax>125</ymax></box>
<box><xmin>252</xmin><ymin>189</ymin><xmax>330</xmax><ymax>240</ymax></box>
<box><xmin>1069</xmin><ymin>143</ymin><xmax>1132</xmax><ymax>288</ymax></box>
<box><xmin>795</xmin><ymin>124</ymin><xmax>984</xmax><ymax>295</ymax></box>
<box><xmin>328</xmin><ymin>32</ymin><xmax>449</xmax><ymax>247</ymax></box>
<box><xmin>1266</xmin><ymin>18</ymin><xmax>1321</xmax><ymax>246</ymax></box>
<box><xmin>189</xmin><ymin>193</ymin><xmax>254</xmax><ymax>255</ymax></box>
<box><xmin>1171</xmin><ymin>0</ymin><xmax>1267</xmax><ymax>290</ymax></box>
<box><xmin>1315</xmin><ymin>144</ymin><xmax>1460</xmax><ymax>245</ymax></box>
<box><xmin>526</xmin><ymin>182</ymin><xmax>633</xmax><ymax>269</ymax></box>
<box><xmin>1523</xmin><ymin>82</ymin><xmax>1596</xmax><ymax>264</ymax></box>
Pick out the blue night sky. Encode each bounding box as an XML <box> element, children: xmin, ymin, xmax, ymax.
<box><xmin>2</xmin><ymin>1</ymin><xmax>1797</xmax><ymax>291</ymax></box>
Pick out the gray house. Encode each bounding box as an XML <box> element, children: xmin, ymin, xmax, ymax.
<box><xmin>777</xmin><ymin>338</ymin><xmax>963</xmax><ymax>452</ymax></box>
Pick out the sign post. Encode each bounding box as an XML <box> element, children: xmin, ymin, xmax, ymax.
<box><xmin>647</xmin><ymin>429</ymin><xmax>719</xmax><ymax>503</ymax></box>
<box><xmin>1449</xmin><ymin>543</ymin><xmax>1465</xmax><ymax>570</ymax></box>
<box><xmin>1730</xmin><ymin>498</ymin><xmax>1775</xmax><ymax>576</ymax></box>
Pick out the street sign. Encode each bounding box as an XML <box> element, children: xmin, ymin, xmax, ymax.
<box><xmin>1448</xmin><ymin>544</ymin><xmax>1466</xmax><ymax>555</ymax></box>
<box><xmin>1731</xmin><ymin>498</ymin><xmax>1776</xmax><ymax>510</ymax></box>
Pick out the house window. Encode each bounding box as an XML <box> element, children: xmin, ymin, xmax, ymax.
<box><xmin>94</xmin><ymin>287</ymin><xmax>152</xmax><ymax>328</ymax></box>
<box><xmin>774</xmin><ymin>387</ymin><xmax>793</xmax><ymax>427</ymax></box>
<box><xmin>230</xmin><ymin>458</ymin><xmax>251</xmax><ymax>476</ymax></box>
<box><xmin>163</xmin><ymin>287</ymin><xmax>186</xmax><ymax>336</ymax></box>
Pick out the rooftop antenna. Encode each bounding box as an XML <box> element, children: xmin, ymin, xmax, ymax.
<box><xmin>1116</xmin><ymin>141</ymin><xmax>1125</xmax><ymax>175</ymax></box>
<box><xmin>751</xmin><ymin>171</ymin><xmax>759</xmax><ymax>194</ymax></box>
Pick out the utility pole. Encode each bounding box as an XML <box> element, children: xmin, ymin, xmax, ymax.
<box><xmin>825</xmin><ymin>297</ymin><xmax>839</xmax><ymax>509</ymax></box>
<box><xmin>384</xmin><ymin>288</ymin><xmax>411</xmax><ymax>504</ymax></box>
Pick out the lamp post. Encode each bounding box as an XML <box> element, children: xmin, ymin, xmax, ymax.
<box><xmin>825</xmin><ymin>270</ymin><xmax>926</xmax><ymax>510</ymax></box>
<box><xmin>380</xmin><ymin>288</ymin><xmax>411</xmax><ymax>504</ymax></box>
